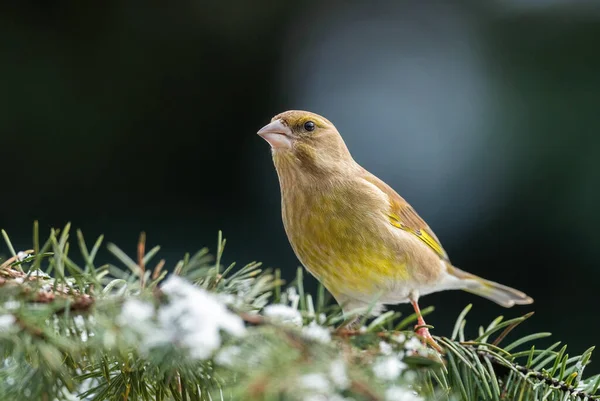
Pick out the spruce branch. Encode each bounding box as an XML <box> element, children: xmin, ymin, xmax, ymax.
<box><xmin>0</xmin><ymin>222</ymin><xmax>598</xmax><ymax>401</ymax></box>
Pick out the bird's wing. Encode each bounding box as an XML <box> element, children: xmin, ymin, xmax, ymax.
<box><xmin>362</xmin><ymin>173</ymin><xmax>450</xmax><ymax>261</ymax></box>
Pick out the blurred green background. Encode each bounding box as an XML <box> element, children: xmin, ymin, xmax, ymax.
<box><xmin>2</xmin><ymin>1</ymin><xmax>599</xmax><ymax>368</ymax></box>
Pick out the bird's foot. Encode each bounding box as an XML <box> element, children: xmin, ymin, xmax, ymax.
<box><xmin>414</xmin><ymin>324</ymin><xmax>443</xmax><ymax>353</ymax></box>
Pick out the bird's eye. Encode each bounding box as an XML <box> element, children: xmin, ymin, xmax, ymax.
<box><xmin>303</xmin><ymin>121</ymin><xmax>315</xmax><ymax>132</ymax></box>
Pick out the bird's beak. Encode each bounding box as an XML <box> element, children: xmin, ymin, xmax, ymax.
<box><xmin>257</xmin><ymin>119</ymin><xmax>293</xmax><ymax>149</ymax></box>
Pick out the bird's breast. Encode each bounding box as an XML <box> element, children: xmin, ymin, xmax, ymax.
<box><xmin>280</xmin><ymin>180</ymin><xmax>410</xmax><ymax>298</ymax></box>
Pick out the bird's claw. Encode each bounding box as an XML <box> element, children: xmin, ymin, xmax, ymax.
<box><xmin>414</xmin><ymin>324</ymin><xmax>444</xmax><ymax>353</ymax></box>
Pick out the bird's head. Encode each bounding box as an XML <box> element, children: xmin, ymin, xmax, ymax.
<box><xmin>257</xmin><ymin>110</ymin><xmax>355</xmax><ymax>175</ymax></box>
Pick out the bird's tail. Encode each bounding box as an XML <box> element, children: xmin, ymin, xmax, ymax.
<box><xmin>447</xmin><ymin>265</ymin><xmax>533</xmax><ymax>308</ymax></box>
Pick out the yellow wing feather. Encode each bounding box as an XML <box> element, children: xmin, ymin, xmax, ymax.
<box><xmin>362</xmin><ymin>173</ymin><xmax>449</xmax><ymax>261</ymax></box>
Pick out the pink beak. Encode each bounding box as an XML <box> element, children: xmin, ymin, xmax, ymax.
<box><xmin>257</xmin><ymin>119</ymin><xmax>293</xmax><ymax>149</ymax></box>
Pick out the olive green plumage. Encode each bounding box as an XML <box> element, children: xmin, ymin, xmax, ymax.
<box><xmin>258</xmin><ymin>110</ymin><xmax>533</xmax><ymax>318</ymax></box>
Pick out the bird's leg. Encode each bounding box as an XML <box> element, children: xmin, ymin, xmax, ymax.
<box><xmin>338</xmin><ymin>315</ymin><xmax>360</xmax><ymax>332</ymax></box>
<box><xmin>410</xmin><ymin>299</ymin><xmax>443</xmax><ymax>352</ymax></box>
<box><xmin>333</xmin><ymin>296</ymin><xmax>365</xmax><ymax>334</ymax></box>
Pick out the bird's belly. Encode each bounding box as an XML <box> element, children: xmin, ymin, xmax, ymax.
<box><xmin>291</xmin><ymin>229</ymin><xmax>411</xmax><ymax>300</ymax></box>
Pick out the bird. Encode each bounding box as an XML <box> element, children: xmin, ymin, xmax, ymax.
<box><xmin>257</xmin><ymin>110</ymin><xmax>533</xmax><ymax>350</ymax></box>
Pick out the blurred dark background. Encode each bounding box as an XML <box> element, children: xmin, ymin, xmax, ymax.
<box><xmin>2</xmin><ymin>0</ymin><xmax>599</xmax><ymax>368</ymax></box>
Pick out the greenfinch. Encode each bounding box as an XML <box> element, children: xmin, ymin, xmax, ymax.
<box><xmin>258</xmin><ymin>110</ymin><xmax>533</xmax><ymax>348</ymax></box>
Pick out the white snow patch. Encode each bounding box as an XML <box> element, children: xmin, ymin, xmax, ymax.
<box><xmin>391</xmin><ymin>333</ymin><xmax>406</xmax><ymax>344</ymax></box>
<box><xmin>215</xmin><ymin>345</ymin><xmax>242</xmax><ymax>367</ymax></box>
<box><xmin>329</xmin><ymin>359</ymin><xmax>349</xmax><ymax>390</ymax></box>
<box><xmin>385</xmin><ymin>386</ymin><xmax>423</xmax><ymax>401</ymax></box>
<box><xmin>404</xmin><ymin>370</ymin><xmax>417</xmax><ymax>382</ymax></box>
<box><xmin>263</xmin><ymin>304</ymin><xmax>303</xmax><ymax>327</ymax></box>
<box><xmin>379</xmin><ymin>341</ymin><xmax>393</xmax><ymax>355</ymax></box>
<box><xmin>117</xmin><ymin>300</ymin><xmax>154</xmax><ymax>327</ymax></box>
<box><xmin>3</xmin><ymin>300</ymin><xmax>19</xmax><ymax>311</ymax></box>
<box><xmin>0</xmin><ymin>314</ymin><xmax>15</xmax><ymax>330</ymax></box>
<box><xmin>73</xmin><ymin>315</ymin><xmax>85</xmax><ymax>330</ymax></box>
<box><xmin>317</xmin><ymin>313</ymin><xmax>327</xmax><ymax>324</ymax></box>
<box><xmin>303</xmin><ymin>395</ymin><xmax>350</xmax><ymax>401</ymax></box>
<box><xmin>118</xmin><ymin>276</ymin><xmax>245</xmax><ymax>360</ymax></box>
<box><xmin>217</xmin><ymin>293</ymin><xmax>235</xmax><ymax>303</ymax></box>
<box><xmin>302</xmin><ymin>321</ymin><xmax>331</xmax><ymax>343</ymax></box>
<box><xmin>300</xmin><ymin>373</ymin><xmax>330</xmax><ymax>392</ymax></box>
<box><xmin>29</xmin><ymin>269</ymin><xmax>49</xmax><ymax>278</ymax></box>
<box><xmin>404</xmin><ymin>337</ymin><xmax>424</xmax><ymax>351</ymax></box>
<box><xmin>373</xmin><ymin>356</ymin><xmax>407</xmax><ymax>381</ymax></box>
<box><xmin>73</xmin><ymin>315</ymin><xmax>88</xmax><ymax>342</ymax></box>
<box><xmin>17</xmin><ymin>251</ymin><xmax>29</xmax><ymax>262</ymax></box>
<box><xmin>216</xmin><ymin>293</ymin><xmax>242</xmax><ymax>308</ymax></box>
<box><xmin>157</xmin><ymin>276</ymin><xmax>246</xmax><ymax>359</ymax></box>
<box><xmin>286</xmin><ymin>287</ymin><xmax>300</xmax><ymax>308</ymax></box>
